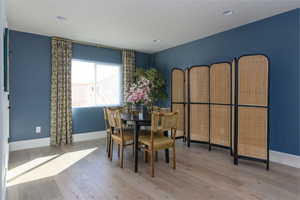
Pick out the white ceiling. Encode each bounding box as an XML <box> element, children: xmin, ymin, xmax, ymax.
<box><xmin>7</xmin><ymin>0</ymin><xmax>300</xmax><ymax>53</ymax></box>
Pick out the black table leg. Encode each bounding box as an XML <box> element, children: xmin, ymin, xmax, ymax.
<box><xmin>134</xmin><ymin>123</ymin><xmax>140</xmax><ymax>172</ymax></box>
<box><xmin>164</xmin><ymin>131</ymin><xmax>169</xmax><ymax>163</ymax></box>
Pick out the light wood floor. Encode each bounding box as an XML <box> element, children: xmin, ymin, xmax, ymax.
<box><xmin>7</xmin><ymin>139</ymin><xmax>300</xmax><ymax>200</ymax></box>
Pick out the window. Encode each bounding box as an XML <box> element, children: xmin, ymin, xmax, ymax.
<box><xmin>72</xmin><ymin>60</ymin><xmax>121</xmax><ymax>107</ymax></box>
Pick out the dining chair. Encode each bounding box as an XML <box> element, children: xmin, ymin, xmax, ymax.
<box><xmin>142</xmin><ymin>107</ymin><xmax>171</xmax><ymax>162</ymax></box>
<box><xmin>107</xmin><ymin>108</ymin><xmax>134</xmax><ymax>168</ymax></box>
<box><xmin>103</xmin><ymin>107</ymin><xmax>112</xmax><ymax>158</ymax></box>
<box><xmin>151</xmin><ymin>106</ymin><xmax>160</xmax><ymax>112</ymax></box>
<box><xmin>159</xmin><ymin>107</ymin><xmax>171</xmax><ymax>113</ymax></box>
<box><xmin>139</xmin><ymin>111</ymin><xmax>178</xmax><ymax>177</ymax></box>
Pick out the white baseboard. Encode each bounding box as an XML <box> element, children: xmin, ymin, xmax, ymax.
<box><xmin>73</xmin><ymin>131</ymin><xmax>106</xmax><ymax>142</ymax></box>
<box><xmin>270</xmin><ymin>150</ymin><xmax>300</xmax><ymax>168</ymax></box>
<box><xmin>9</xmin><ymin>137</ymin><xmax>50</xmax><ymax>152</ymax></box>
<box><xmin>9</xmin><ymin>131</ymin><xmax>106</xmax><ymax>152</ymax></box>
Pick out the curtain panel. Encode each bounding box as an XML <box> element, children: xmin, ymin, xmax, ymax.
<box><xmin>122</xmin><ymin>50</ymin><xmax>135</xmax><ymax>102</ymax></box>
<box><xmin>50</xmin><ymin>38</ymin><xmax>73</xmax><ymax>145</ymax></box>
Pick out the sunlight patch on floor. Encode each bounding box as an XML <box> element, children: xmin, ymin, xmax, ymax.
<box><xmin>7</xmin><ymin>147</ymin><xmax>97</xmax><ymax>187</ymax></box>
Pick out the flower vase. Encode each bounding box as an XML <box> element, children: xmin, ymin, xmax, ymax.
<box><xmin>132</xmin><ymin>104</ymin><xmax>148</xmax><ymax>116</ymax></box>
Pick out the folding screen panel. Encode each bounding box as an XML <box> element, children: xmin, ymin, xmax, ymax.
<box><xmin>234</xmin><ymin>55</ymin><xmax>269</xmax><ymax>169</ymax></box>
<box><xmin>209</xmin><ymin>62</ymin><xmax>231</xmax><ymax>149</ymax></box>
<box><xmin>171</xmin><ymin>68</ymin><xmax>186</xmax><ymax>138</ymax></box>
<box><xmin>184</xmin><ymin>69</ymin><xmax>189</xmax><ymax>141</ymax></box>
<box><xmin>231</xmin><ymin>59</ymin><xmax>236</xmax><ymax>154</ymax></box>
<box><xmin>188</xmin><ymin>66</ymin><xmax>210</xmax><ymax>146</ymax></box>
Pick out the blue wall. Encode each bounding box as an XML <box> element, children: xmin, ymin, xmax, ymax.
<box><xmin>9</xmin><ymin>30</ymin><xmax>151</xmax><ymax>141</ymax></box>
<box><xmin>136</xmin><ymin>52</ymin><xmax>152</xmax><ymax>69</ymax></box>
<box><xmin>153</xmin><ymin>9</ymin><xmax>300</xmax><ymax>155</ymax></box>
<box><xmin>9</xmin><ymin>31</ymin><xmax>51</xmax><ymax>141</ymax></box>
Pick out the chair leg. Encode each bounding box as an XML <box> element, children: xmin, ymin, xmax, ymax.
<box><xmin>155</xmin><ymin>151</ymin><xmax>158</xmax><ymax>162</ymax></box>
<box><xmin>144</xmin><ymin>151</ymin><xmax>148</xmax><ymax>163</ymax></box>
<box><xmin>144</xmin><ymin>146</ymin><xmax>148</xmax><ymax>163</ymax></box>
<box><xmin>107</xmin><ymin>134</ymin><xmax>111</xmax><ymax>158</ymax></box>
<box><xmin>172</xmin><ymin>146</ymin><xmax>176</xmax><ymax>169</ymax></box>
<box><xmin>118</xmin><ymin>144</ymin><xmax>120</xmax><ymax>158</ymax></box>
<box><xmin>120</xmin><ymin>143</ymin><xmax>124</xmax><ymax>168</ymax></box>
<box><xmin>106</xmin><ymin>134</ymin><xmax>109</xmax><ymax>154</ymax></box>
<box><xmin>150</xmin><ymin>150</ymin><xmax>154</xmax><ymax>177</ymax></box>
<box><xmin>132</xmin><ymin>143</ymin><xmax>135</xmax><ymax>160</ymax></box>
<box><xmin>110</xmin><ymin>139</ymin><xmax>113</xmax><ymax>161</ymax></box>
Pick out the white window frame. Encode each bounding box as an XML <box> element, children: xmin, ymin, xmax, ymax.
<box><xmin>72</xmin><ymin>59</ymin><xmax>121</xmax><ymax>108</ymax></box>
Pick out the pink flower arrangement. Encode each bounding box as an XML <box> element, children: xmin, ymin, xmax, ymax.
<box><xmin>126</xmin><ymin>77</ymin><xmax>151</xmax><ymax>105</ymax></box>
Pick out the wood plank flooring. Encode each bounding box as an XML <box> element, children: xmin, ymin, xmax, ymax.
<box><xmin>6</xmin><ymin>139</ymin><xmax>300</xmax><ymax>200</ymax></box>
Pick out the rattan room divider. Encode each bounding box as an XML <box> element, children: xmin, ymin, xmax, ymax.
<box><xmin>233</xmin><ymin>54</ymin><xmax>270</xmax><ymax>169</ymax></box>
<box><xmin>231</xmin><ymin>59</ymin><xmax>236</xmax><ymax>154</ymax></box>
<box><xmin>209</xmin><ymin>62</ymin><xmax>232</xmax><ymax>151</ymax></box>
<box><xmin>187</xmin><ymin>66</ymin><xmax>210</xmax><ymax>147</ymax></box>
<box><xmin>171</xmin><ymin>68</ymin><xmax>186</xmax><ymax>139</ymax></box>
<box><xmin>170</xmin><ymin>54</ymin><xmax>269</xmax><ymax>168</ymax></box>
<box><xmin>184</xmin><ymin>69</ymin><xmax>189</xmax><ymax>141</ymax></box>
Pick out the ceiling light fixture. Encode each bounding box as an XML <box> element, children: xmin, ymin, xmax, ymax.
<box><xmin>223</xmin><ymin>10</ymin><xmax>233</xmax><ymax>16</ymax></box>
<box><xmin>56</xmin><ymin>16</ymin><xmax>67</xmax><ymax>21</ymax></box>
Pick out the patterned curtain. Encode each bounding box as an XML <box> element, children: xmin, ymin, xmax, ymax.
<box><xmin>50</xmin><ymin>38</ymin><xmax>73</xmax><ymax>145</ymax></box>
<box><xmin>122</xmin><ymin>50</ymin><xmax>135</xmax><ymax>101</ymax></box>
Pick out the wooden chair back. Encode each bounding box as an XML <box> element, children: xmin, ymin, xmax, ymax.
<box><xmin>151</xmin><ymin>106</ymin><xmax>170</xmax><ymax>113</ymax></box>
<box><xmin>160</xmin><ymin>107</ymin><xmax>171</xmax><ymax>113</ymax></box>
<box><xmin>152</xmin><ymin>106</ymin><xmax>160</xmax><ymax>112</ymax></box>
<box><xmin>151</xmin><ymin>111</ymin><xmax>178</xmax><ymax>138</ymax></box>
<box><xmin>106</xmin><ymin>108</ymin><xmax>119</xmax><ymax>128</ymax></box>
<box><xmin>106</xmin><ymin>108</ymin><xmax>125</xmax><ymax>140</ymax></box>
<box><xmin>103</xmin><ymin>108</ymin><xmax>110</xmax><ymax>130</ymax></box>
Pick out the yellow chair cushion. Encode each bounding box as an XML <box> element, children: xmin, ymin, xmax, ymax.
<box><xmin>139</xmin><ymin>135</ymin><xmax>173</xmax><ymax>150</ymax></box>
<box><xmin>111</xmin><ymin>130</ymin><xmax>133</xmax><ymax>142</ymax></box>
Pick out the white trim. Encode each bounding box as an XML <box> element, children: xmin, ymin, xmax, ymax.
<box><xmin>270</xmin><ymin>150</ymin><xmax>300</xmax><ymax>168</ymax></box>
<box><xmin>73</xmin><ymin>131</ymin><xmax>106</xmax><ymax>142</ymax></box>
<box><xmin>9</xmin><ymin>137</ymin><xmax>50</xmax><ymax>152</ymax></box>
<box><xmin>9</xmin><ymin>131</ymin><xmax>106</xmax><ymax>152</ymax></box>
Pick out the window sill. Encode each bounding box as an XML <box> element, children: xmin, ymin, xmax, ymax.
<box><xmin>72</xmin><ymin>105</ymin><xmax>121</xmax><ymax>109</ymax></box>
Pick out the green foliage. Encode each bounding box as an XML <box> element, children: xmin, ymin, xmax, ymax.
<box><xmin>134</xmin><ymin>67</ymin><xmax>167</xmax><ymax>104</ymax></box>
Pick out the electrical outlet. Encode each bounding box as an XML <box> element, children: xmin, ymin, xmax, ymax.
<box><xmin>36</xmin><ymin>126</ymin><xmax>41</xmax><ymax>134</ymax></box>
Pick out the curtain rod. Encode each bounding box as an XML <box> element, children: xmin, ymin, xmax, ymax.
<box><xmin>52</xmin><ymin>36</ymin><xmax>128</xmax><ymax>51</ymax></box>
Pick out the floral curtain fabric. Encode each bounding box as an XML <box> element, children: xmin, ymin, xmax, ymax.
<box><xmin>50</xmin><ymin>38</ymin><xmax>73</xmax><ymax>145</ymax></box>
<box><xmin>122</xmin><ymin>50</ymin><xmax>135</xmax><ymax>101</ymax></box>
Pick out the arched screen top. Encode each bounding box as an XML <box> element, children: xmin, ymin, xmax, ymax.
<box><xmin>238</xmin><ymin>55</ymin><xmax>269</xmax><ymax>106</ymax></box>
<box><xmin>189</xmin><ymin>66</ymin><xmax>209</xmax><ymax>103</ymax></box>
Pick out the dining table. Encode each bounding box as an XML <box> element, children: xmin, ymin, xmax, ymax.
<box><xmin>121</xmin><ymin>111</ymin><xmax>169</xmax><ymax>173</ymax></box>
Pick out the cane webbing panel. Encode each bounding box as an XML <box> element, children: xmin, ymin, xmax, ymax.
<box><xmin>189</xmin><ymin>66</ymin><xmax>209</xmax><ymax>103</ymax></box>
<box><xmin>210</xmin><ymin>63</ymin><xmax>231</xmax><ymax>104</ymax></box>
<box><xmin>231</xmin><ymin>59</ymin><xmax>235</xmax><ymax>151</ymax></box>
<box><xmin>185</xmin><ymin>69</ymin><xmax>189</xmax><ymax>102</ymax></box>
<box><xmin>172</xmin><ymin>104</ymin><xmax>184</xmax><ymax>137</ymax></box>
<box><xmin>184</xmin><ymin>70</ymin><xmax>189</xmax><ymax>137</ymax></box>
<box><xmin>185</xmin><ymin>104</ymin><xmax>188</xmax><ymax>137</ymax></box>
<box><xmin>210</xmin><ymin>105</ymin><xmax>231</xmax><ymax>147</ymax></box>
<box><xmin>238</xmin><ymin>55</ymin><xmax>269</xmax><ymax>106</ymax></box>
<box><xmin>190</xmin><ymin>104</ymin><xmax>209</xmax><ymax>141</ymax></box>
<box><xmin>238</xmin><ymin>107</ymin><xmax>268</xmax><ymax>160</ymax></box>
<box><xmin>172</xmin><ymin>69</ymin><xmax>185</xmax><ymax>102</ymax></box>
